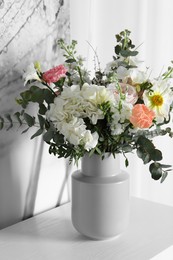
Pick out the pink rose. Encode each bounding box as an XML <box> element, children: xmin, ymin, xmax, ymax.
<box><xmin>130</xmin><ymin>104</ymin><xmax>155</xmax><ymax>128</ymax></box>
<box><xmin>43</xmin><ymin>65</ymin><xmax>67</xmax><ymax>84</ymax></box>
<box><xmin>120</xmin><ymin>83</ymin><xmax>138</xmax><ymax>104</ymax></box>
<box><xmin>110</xmin><ymin>83</ymin><xmax>138</xmax><ymax>104</ymax></box>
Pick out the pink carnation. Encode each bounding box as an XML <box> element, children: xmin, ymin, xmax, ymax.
<box><xmin>130</xmin><ymin>104</ymin><xmax>155</xmax><ymax>128</ymax></box>
<box><xmin>43</xmin><ymin>65</ymin><xmax>67</xmax><ymax>84</ymax></box>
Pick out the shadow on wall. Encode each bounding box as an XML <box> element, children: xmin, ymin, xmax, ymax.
<box><xmin>0</xmin><ymin>0</ymin><xmax>70</xmax><ymax>229</ymax></box>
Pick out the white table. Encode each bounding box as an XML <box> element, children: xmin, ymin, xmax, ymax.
<box><xmin>0</xmin><ymin>197</ymin><xmax>173</xmax><ymax>260</ymax></box>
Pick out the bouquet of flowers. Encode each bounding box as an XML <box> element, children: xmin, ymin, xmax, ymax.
<box><xmin>1</xmin><ymin>29</ymin><xmax>173</xmax><ymax>182</ymax></box>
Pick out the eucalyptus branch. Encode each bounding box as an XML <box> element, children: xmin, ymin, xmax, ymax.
<box><xmin>58</xmin><ymin>39</ymin><xmax>84</xmax><ymax>87</ymax></box>
<box><xmin>42</xmin><ymin>82</ymin><xmax>57</xmax><ymax>96</ymax></box>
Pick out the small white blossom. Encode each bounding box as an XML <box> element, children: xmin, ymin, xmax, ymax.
<box><xmin>23</xmin><ymin>63</ymin><xmax>41</xmax><ymax>85</ymax></box>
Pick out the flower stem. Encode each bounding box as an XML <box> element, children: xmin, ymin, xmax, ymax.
<box><xmin>163</xmin><ymin>68</ymin><xmax>173</xmax><ymax>79</ymax></box>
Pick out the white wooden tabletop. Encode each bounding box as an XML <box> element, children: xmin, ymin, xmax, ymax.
<box><xmin>0</xmin><ymin>197</ymin><xmax>173</xmax><ymax>260</ymax></box>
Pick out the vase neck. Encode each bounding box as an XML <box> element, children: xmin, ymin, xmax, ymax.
<box><xmin>81</xmin><ymin>153</ymin><xmax>120</xmax><ymax>177</ymax></box>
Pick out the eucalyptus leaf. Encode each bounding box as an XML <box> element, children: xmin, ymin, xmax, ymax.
<box><xmin>39</xmin><ymin>104</ymin><xmax>47</xmax><ymax>115</ymax></box>
<box><xmin>22</xmin><ymin>127</ymin><xmax>30</xmax><ymax>134</ymax></box>
<box><xmin>38</xmin><ymin>115</ymin><xmax>45</xmax><ymax>129</ymax></box>
<box><xmin>43</xmin><ymin>89</ymin><xmax>55</xmax><ymax>104</ymax></box>
<box><xmin>65</xmin><ymin>58</ymin><xmax>76</xmax><ymax>63</ymax></box>
<box><xmin>149</xmin><ymin>162</ymin><xmax>162</xmax><ymax>180</ymax></box>
<box><xmin>13</xmin><ymin>112</ymin><xmax>22</xmax><ymax>126</ymax></box>
<box><xmin>160</xmin><ymin>171</ymin><xmax>168</xmax><ymax>183</ymax></box>
<box><xmin>125</xmin><ymin>158</ymin><xmax>129</xmax><ymax>167</ymax></box>
<box><xmin>150</xmin><ymin>149</ymin><xmax>162</xmax><ymax>161</ymax></box>
<box><xmin>43</xmin><ymin>129</ymin><xmax>54</xmax><ymax>142</ymax></box>
<box><xmin>31</xmin><ymin>128</ymin><xmax>43</xmax><ymax>139</ymax></box>
<box><xmin>23</xmin><ymin>113</ymin><xmax>35</xmax><ymax>127</ymax></box>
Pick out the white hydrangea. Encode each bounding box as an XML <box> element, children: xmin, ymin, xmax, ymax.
<box><xmin>81</xmin><ymin>83</ymin><xmax>115</xmax><ymax>105</ymax></box>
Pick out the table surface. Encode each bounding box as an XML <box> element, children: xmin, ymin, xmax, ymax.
<box><xmin>0</xmin><ymin>197</ymin><xmax>173</xmax><ymax>260</ymax></box>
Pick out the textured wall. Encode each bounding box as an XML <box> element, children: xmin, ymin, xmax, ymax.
<box><xmin>0</xmin><ymin>0</ymin><xmax>70</xmax><ymax>228</ymax></box>
<box><xmin>0</xmin><ymin>0</ymin><xmax>69</xmax><ymax>149</ymax></box>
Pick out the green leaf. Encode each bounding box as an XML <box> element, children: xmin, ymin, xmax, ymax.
<box><xmin>149</xmin><ymin>162</ymin><xmax>162</xmax><ymax>180</ymax></box>
<box><xmin>38</xmin><ymin>115</ymin><xmax>45</xmax><ymax>129</ymax></box>
<box><xmin>43</xmin><ymin>89</ymin><xmax>55</xmax><ymax>104</ymax></box>
<box><xmin>65</xmin><ymin>58</ymin><xmax>76</xmax><ymax>63</ymax></box>
<box><xmin>160</xmin><ymin>171</ymin><xmax>168</xmax><ymax>183</ymax></box>
<box><xmin>30</xmin><ymin>87</ymin><xmax>44</xmax><ymax>104</ymax></box>
<box><xmin>54</xmin><ymin>77</ymin><xmax>65</xmax><ymax>91</ymax></box>
<box><xmin>150</xmin><ymin>149</ymin><xmax>162</xmax><ymax>161</ymax></box>
<box><xmin>22</xmin><ymin>127</ymin><xmax>30</xmax><ymax>134</ymax></box>
<box><xmin>95</xmin><ymin>146</ymin><xmax>102</xmax><ymax>155</ymax></box>
<box><xmin>160</xmin><ymin>164</ymin><xmax>172</xmax><ymax>168</ymax></box>
<box><xmin>13</xmin><ymin>112</ymin><xmax>22</xmax><ymax>126</ymax></box>
<box><xmin>23</xmin><ymin>113</ymin><xmax>35</xmax><ymax>127</ymax></box>
<box><xmin>31</xmin><ymin>128</ymin><xmax>43</xmax><ymax>139</ymax></box>
<box><xmin>43</xmin><ymin>128</ymin><xmax>54</xmax><ymax>142</ymax></box>
<box><xmin>120</xmin><ymin>49</ymin><xmax>138</xmax><ymax>57</ymax></box>
<box><xmin>20</xmin><ymin>90</ymin><xmax>32</xmax><ymax>101</ymax></box>
<box><xmin>39</xmin><ymin>104</ymin><xmax>47</xmax><ymax>115</ymax></box>
<box><xmin>54</xmin><ymin>133</ymin><xmax>64</xmax><ymax>145</ymax></box>
<box><xmin>125</xmin><ymin>158</ymin><xmax>129</xmax><ymax>167</ymax></box>
<box><xmin>115</xmin><ymin>34</ymin><xmax>122</xmax><ymax>42</ymax></box>
<box><xmin>143</xmin><ymin>153</ymin><xmax>151</xmax><ymax>164</ymax></box>
<box><xmin>114</xmin><ymin>45</ymin><xmax>121</xmax><ymax>55</ymax></box>
<box><xmin>89</xmin><ymin>148</ymin><xmax>95</xmax><ymax>157</ymax></box>
<box><xmin>136</xmin><ymin>147</ymin><xmax>151</xmax><ymax>164</ymax></box>
<box><xmin>137</xmin><ymin>136</ymin><xmax>155</xmax><ymax>153</ymax></box>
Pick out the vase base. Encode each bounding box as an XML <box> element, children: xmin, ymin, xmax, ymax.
<box><xmin>72</xmin><ymin>219</ymin><xmax>127</xmax><ymax>240</ymax></box>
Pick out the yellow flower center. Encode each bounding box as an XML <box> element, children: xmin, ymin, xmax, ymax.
<box><xmin>151</xmin><ymin>94</ymin><xmax>163</xmax><ymax>107</ymax></box>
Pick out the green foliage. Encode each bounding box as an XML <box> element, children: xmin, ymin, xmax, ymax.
<box><xmin>114</xmin><ymin>29</ymin><xmax>138</xmax><ymax>58</ymax></box>
<box><xmin>136</xmin><ymin>135</ymin><xmax>172</xmax><ymax>182</ymax></box>
<box><xmin>57</xmin><ymin>38</ymin><xmax>86</xmax><ymax>87</ymax></box>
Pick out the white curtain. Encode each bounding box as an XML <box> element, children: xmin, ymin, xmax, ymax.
<box><xmin>70</xmin><ymin>0</ymin><xmax>173</xmax><ymax>206</ymax></box>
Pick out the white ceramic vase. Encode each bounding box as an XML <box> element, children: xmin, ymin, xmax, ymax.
<box><xmin>71</xmin><ymin>153</ymin><xmax>129</xmax><ymax>240</ymax></box>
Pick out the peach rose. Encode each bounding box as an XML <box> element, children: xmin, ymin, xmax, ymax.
<box><xmin>130</xmin><ymin>104</ymin><xmax>155</xmax><ymax>128</ymax></box>
<box><xmin>43</xmin><ymin>65</ymin><xmax>67</xmax><ymax>84</ymax></box>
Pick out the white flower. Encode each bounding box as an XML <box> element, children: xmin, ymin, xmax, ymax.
<box><xmin>60</xmin><ymin>117</ymin><xmax>98</xmax><ymax>151</ymax></box>
<box><xmin>23</xmin><ymin>63</ymin><xmax>41</xmax><ymax>85</ymax></box>
<box><xmin>110</xmin><ymin>99</ymin><xmax>132</xmax><ymax>135</ymax></box>
<box><xmin>143</xmin><ymin>79</ymin><xmax>173</xmax><ymax>123</ymax></box>
<box><xmin>82</xmin><ymin>83</ymin><xmax>115</xmax><ymax>105</ymax></box>
<box><xmin>81</xmin><ymin>83</ymin><xmax>116</xmax><ymax>124</ymax></box>
<box><xmin>61</xmin><ymin>117</ymin><xmax>86</xmax><ymax>146</ymax></box>
<box><xmin>117</xmin><ymin>66</ymin><xmax>148</xmax><ymax>84</ymax></box>
<box><xmin>46</xmin><ymin>98</ymin><xmax>67</xmax><ymax>126</ymax></box>
<box><xmin>127</xmin><ymin>56</ymin><xmax>144</xmax><ymax>68</ymax></box>
<box><xmin>83</xmin><ymin>131</ymin><xmax>99</xmax><ymax>151</ymax></box>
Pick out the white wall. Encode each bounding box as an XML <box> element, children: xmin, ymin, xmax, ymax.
<box><xmin>70</xmin><ymin>0</ymin><xmax>173</xmax><ymax>206</ymax></box>
<box><xmin>0</xmin><ymin>0</ymin><xmax>70</xmax><ymax>229</ymax></box>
